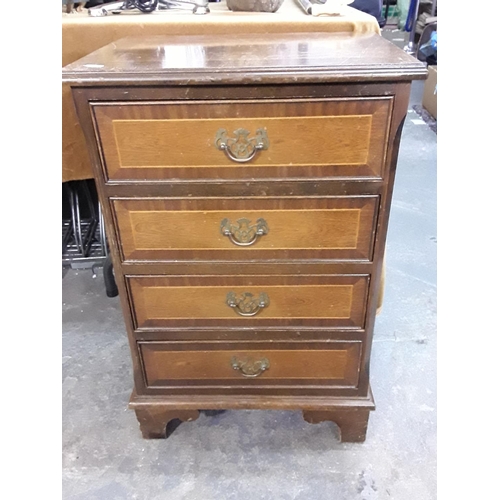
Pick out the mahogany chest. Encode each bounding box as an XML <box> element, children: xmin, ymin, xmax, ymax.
<box><xmin>63</xmin><ymin>33</ymin><xmax>426</xmax><ymax>442</ymax></box>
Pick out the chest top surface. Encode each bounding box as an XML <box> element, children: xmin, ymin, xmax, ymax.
<box><xmin>62</xmin><ymin>33</ymin><xmax>427</xmax><ymax>85</ymax></box>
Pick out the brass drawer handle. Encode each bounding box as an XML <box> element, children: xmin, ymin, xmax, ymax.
<box><xmin>215</xmin><ymin>127</ymin><xmax>269</xmax><ymax>163</ymax></box>
<box><xmin>231</xmin><ymin>356</ymin><xmax>270</xmax><ymax>378</ymax></box>
<box><xmin>226</xmin><ymin>292</ymin><xmax>270</xmax><ymax>317</ymax></box>
<box><xmin>220</xmin><ymin>217</ymin><xmax>269</xmax><ymax>246</ymax></box>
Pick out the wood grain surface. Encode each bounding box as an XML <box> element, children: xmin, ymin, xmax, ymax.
<box><xmin>112</xmin><ymin>196</ymin><xmax>379</xmax><ymax>262</ymax></box>
<box><xmin>62</xmin><ymin>33</ymin><xmax>428</xmax><ymax>85</ymax></box>
<box><xmin>139</xmin><ymin>341</ymin><xmax>361</xmax><ymax>387</ymax></box>
<box><xmin>93</xmin><ymin>97</ymin><xmax>391</xmax><ymax>181</ymax></box>
<box><xmin>127</xmin><ymin>275</ymin><xmax>369</xmax><ymax>329</ymax></box>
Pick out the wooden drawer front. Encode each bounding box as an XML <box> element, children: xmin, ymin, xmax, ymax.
<box><xmin>128</xmin><ymin>275</ymin><xmax>369</xmax><ymax>330</ymax></box>
<box><xmin>139</xmin><ymin>341</ymin><xmax>362</xmax><ymax>388</ymax></box>
<box><xmin>112</xmin><ymin>196</ymin><xmax>378</xmax><ymax>262</ymax></box>
<box><xmin>92</xmin><ymin>98</ymin><xmax>392</xmax><ymax>181</ymax></box>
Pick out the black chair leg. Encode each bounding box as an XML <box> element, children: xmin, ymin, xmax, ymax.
<box><xmin>103</xmin><ymin>255</ymin><xmax>118</xmax><ymax>298</ymax></box>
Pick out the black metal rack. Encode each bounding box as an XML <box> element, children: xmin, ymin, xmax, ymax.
<box><xmin>62</xmin><ymin>180</ymin><xmax>108</xmax><ymax>271</ymax></box>
<box><xmin>62</xmin><ymin>180</ymin><xmax>118</xmax><ymax>296</ymax></box>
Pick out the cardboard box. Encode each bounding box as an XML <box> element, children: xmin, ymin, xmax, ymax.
<box><xmin>422</xmin><ymin>65</ymin><xmax>437</xmax><ymax>119</ymax></box>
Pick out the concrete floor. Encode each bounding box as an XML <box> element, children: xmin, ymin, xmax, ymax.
<box><xmin>62</xmin><ymin>41</ymin><xmax>437</xmax><ymax>500</ymax></box>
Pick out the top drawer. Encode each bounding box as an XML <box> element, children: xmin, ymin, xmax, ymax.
<box><xmin>92</xmin><ymin>97</ymin><xmax>392</xmax><ymax>182</ymax></box>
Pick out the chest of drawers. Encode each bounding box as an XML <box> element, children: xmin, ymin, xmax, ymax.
<box><xmin>63</xmin><ymin>33</ymin><xmax>426</xmax><ymax>442</ymax></box>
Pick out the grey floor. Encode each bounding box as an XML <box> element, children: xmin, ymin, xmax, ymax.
<box><xmin>62</xmin><ymin>35</ymin><xmax>437</xmax><ymax>500</ymax></box>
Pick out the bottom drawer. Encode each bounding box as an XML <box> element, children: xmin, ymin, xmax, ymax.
<box><xmin>139</xmin><ymin>341</ymin><xmax>362</xmax><ymax>389</ymax></box>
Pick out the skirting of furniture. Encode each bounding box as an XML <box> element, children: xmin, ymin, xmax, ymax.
<box><xmin>130</xmin><ymin>390</ymin><xmax>376</xmax><ymax>442</ymax></box>
<box><xmin>63</xmin><ymin>33</ymin><xmax>427</xmax><ymax>442</ymax></box>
